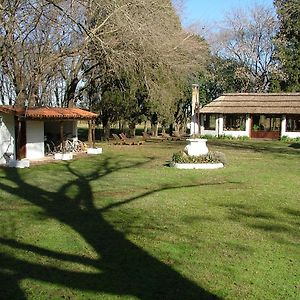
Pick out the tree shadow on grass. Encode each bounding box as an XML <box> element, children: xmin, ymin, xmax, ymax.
<box><xmin>218</xmin><ymin>203</ymin><xmax>300</xmax><ymax>247</ymax></box>
<box><xmin>289</xmin><ymin>143</ymin><xmax>300</xmax><ymax>149</ymax></box>
<box><xmin>0</xmin><ymin>157</ymin><xmax>222</xmax><ymax>300</ymax></box>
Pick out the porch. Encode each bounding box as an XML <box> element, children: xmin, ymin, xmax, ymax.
<box><xmin>197</xmin><ymin>93</ymin><xmax>300</xmax><ymax>140</ymax></box>
<box><xmin>0</xmin><ymin>106</ymin><xmax>97</xmax><ymax>165</ymax></box>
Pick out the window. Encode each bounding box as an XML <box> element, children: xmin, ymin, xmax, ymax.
<box><xmin>204</xmin><ymin>114</ymin><xmax>216</xmax><ymax>130</ymax></box>
<box><xmin>286</xmin><ymin>115</ymin><xmax>300</xmax><ymax>132</ymax></box>
<box><xmin>252</xmin><ymin>115</ymin><xmax>280</xmax><ymax>131</ymax></box>
<box><xmin>223</xmin><ymin>114</ymin><xmax>246</xmax><ymax>131</ymax></box>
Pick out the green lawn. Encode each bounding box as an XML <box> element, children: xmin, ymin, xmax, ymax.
<box><xmin>0</xmin><ymin>139</ymin><xmax>299</xmax><ymax>299</ymax></box>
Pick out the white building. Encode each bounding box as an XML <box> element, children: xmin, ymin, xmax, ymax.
<box><xmin>0</xmin><ymin>106</ymin><xmax>97</xmax><ymax>165</ymax></box>
<box><xmin>197</xmin><ymin>93</ymin><xmax>300</xmax><ymax>139</ymax></box>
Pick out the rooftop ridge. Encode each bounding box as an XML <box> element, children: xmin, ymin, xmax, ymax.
<box><xmin>223</xmin><ymin>93</ymin><xmax>300</xmax><ymax>96</ymax></box>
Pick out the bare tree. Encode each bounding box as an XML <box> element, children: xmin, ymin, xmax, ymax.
<box><xmin>87</xmin><ymin>0</ymin><xmax>208</xmax><ymax>135</ymax></box>
<box><xmin>0</xmin><ymin>0</ymin><xmax>86</xmax><ymax>106</ymax></box>
<box><xmin>1</xmin><ymin>0</ymin><xmax>208</xmax><ymax>113</ymax></box>
<box><xmin>210</xmin><ymin>4</ymin><xmax>278</xmax><ymax>92</ymax></box>
<box><xmin>46</xmin><ymin>0</ymin><xmax>208</xmax><ymax>102</ymax></box>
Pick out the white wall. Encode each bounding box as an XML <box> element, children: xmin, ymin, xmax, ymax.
<box><xmin>0</xmin><ymin>113</ymin><xmax>15</xmax><ymax>164</ymax></box>
<box><xmin>202</xmin><ymin>129</ymin><xmax>218</xmax><ymax>136</ymax></box>
<box><xmin>222</xmin><ymin>130</ymin><xmax>249</xmax><ymax>138</ymax></box>
<box><xmin>26</xmin><ymin>121</ymin><xmax>44</xmax><ymax>160</ymax></box>
<box><xmin>283</xmin><ymin>131</ymin><xmax>300</xmax><ymax>138</ymax></box>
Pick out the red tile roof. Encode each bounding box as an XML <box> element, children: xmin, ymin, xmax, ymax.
<box><xmin>0</xmin><ymin>106</ymin><xmax>97</xmax><ymax>120</ymax></box>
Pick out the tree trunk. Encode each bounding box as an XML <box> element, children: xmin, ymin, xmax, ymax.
<box><xmin>151</xmin><ymin>123</ymin><xmax>158</xmax><ymax>137</ymax></box>
<box><xmin>151</xmin><ymin>113</ymin><xmax>158</xmax><ymax>137</ymax></box>
<box><xmin>143</xmin><ymin>121</ymin><xmax>148</xmax><ymax>133</ymax></box>
<box><xmin>64</xmin><ymin>77</ymin><xmax>79</xmax><ymax>107</ymax></box>
<box><xmin>169</xmin><ymin>123</ymin><xmax>174</xmax><ymax>136</ymax></box>
<box><xmin>103</xmin><ymin>121</ymin><xmax>111</xmax><ymax>140</ymax></box>
<box><xmin>129</xmin><ymin>122</ymin><xmax>136</xmax><ymax>138</ymax></box>
<box><xmin>88</xmin><ymin>121</ymin><xmax>93</xmax><ymax>148</ymax></box>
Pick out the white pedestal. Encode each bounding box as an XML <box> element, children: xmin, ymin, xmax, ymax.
<box><xmin>185</xmin><ymin>139</ymin><xmax>208</xmax><ymax>156</ymax></box>
<box><xmin>54</xmin><ymin>153</ymin><xmax>73</xmax><ymax>160</ymax></box>
<box><xmin>87</xmin><ymin>148</ymin><xmax>102</xmax><ymax>154</ymax></box>
<box><xmin>171</xmin><ymin>162</ymin><xmax>223</xmax><ymax>169</ymax></box>
<box><xmin>8</xmin><ymin>159</ymin><xmax>30</xmax><ymax>168</ymax></box>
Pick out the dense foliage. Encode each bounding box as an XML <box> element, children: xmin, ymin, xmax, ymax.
<box><xmin>274</xmin><ymin>0</ymin><xmax>300</xmax><ymax>91</ymax></box>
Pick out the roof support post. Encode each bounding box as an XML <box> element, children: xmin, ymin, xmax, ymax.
<box><xmin>60</xmin><ymin>121</ymin><xmax>64</xmax><ymax>151</ymax></box>
<box><xmin>92</xmin><ymin>121</ymin><xmax>96</xmax><ymax>148</ymax></box>
<box><xmin>88</xmin><ymin>120</ymin><xmax>93</xmax><ymax>148</ymax></box>
<box><xmin>16</xmin><ymin>119</ymin><xmax>22</xmax><ymax>160</ymax></box>
<box><xmin>281</xmin><ymin>115</ymin><xmax>286</xmax><ymax>137</ymax></box>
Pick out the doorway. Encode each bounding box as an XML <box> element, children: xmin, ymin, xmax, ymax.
<box><xmin>251</xmin><ymin>115</ymin><xmax>281</xmax><ymax>139</ymax></box>
<box><xmin>15</xmin><ymin>118</ymin><xmax>26</xmax><ymax>159</ymax></box>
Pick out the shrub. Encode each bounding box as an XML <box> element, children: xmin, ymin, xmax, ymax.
<box><xmin>280</xmin><ymin>136</ymin><xmax>300</xmax><ymax>142</ymax></box>
<box><xmin>199</xmin><ymin>134</ymin><xmax>249</xmax><ymax>141</ymax></box>
<box><xmin>217</xmin><ymin>134</ymin><xmax>249</xmax><ymax>141</ymax></box>
<box><xmin>172</xmin><ymin>150</ymin><xmax>227</xmax><ymax>165</ymax></box>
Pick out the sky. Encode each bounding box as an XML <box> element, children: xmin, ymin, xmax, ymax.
<box><xmin>180</xmin><ymin>0</ymin><xmax>275</xmax><ymax>27</ymax></box>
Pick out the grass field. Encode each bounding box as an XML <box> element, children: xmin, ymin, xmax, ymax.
<box><xmin>0</xmin><ymin>139</ymin><xmax>299</xmax><ymax>299</ymax></box>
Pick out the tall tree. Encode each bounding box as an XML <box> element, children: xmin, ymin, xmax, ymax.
<box><xmin>197</xmin><ymin>56</ymin><xmax>249</xmax><ymax>104</ymax></box>
<box><xmin>274</xmin><ymin>0</ymin><xmax>300</xmax><ymax>91</ymax></box>
<box><xmin>74</xmin><ymin>0</ymin><xmax>208</xmax><ymax>134</ymax></box>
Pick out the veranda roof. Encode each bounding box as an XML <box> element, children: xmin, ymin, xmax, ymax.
<box><xmin>198</xmin><ymin>93</ymin><xmax>300</xmax><ymax>114</ymax></box>
<box><xmin>0</xmin><ymin>106</ymin><xmax>97</xmax><ymax>120</ymax></box>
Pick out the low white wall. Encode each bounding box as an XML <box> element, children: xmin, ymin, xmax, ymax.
<box><xmin>26</xmin><ymin>121</ymin><xmax>44</xmax><ymax>160</ymax></box>
<box><xmin>222</xmin><ymin>130</ymin><xmax>248</xmax><ymax>138</ymax></box>
<box><xmin>283</xmin><ymin>131</ymin><xmax>300</xmax><ymax>138</ymax></box>
<box><xmin>0</xmin><ymin>113</ymin><xmax>15</xmax><ymax>164</ymax></box>
<box><xmin>202</xmin><ymin>129</ymin><xmax>218</xmax><ymax>136</ymax></box>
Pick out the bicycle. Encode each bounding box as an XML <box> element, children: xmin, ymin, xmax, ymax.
<box><xmin>44</xmin><ymin>140</ymin><xmax>56</xmax><ymax>156</ymax></box>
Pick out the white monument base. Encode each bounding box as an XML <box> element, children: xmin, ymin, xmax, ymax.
<box><xmin>171</xmin><ymin>162</ymin><xmax>223</xmax><ymax>169</ymax></box>
<box><xmin>8</xmin><ymin>159</ymin><xmax>30</xmax><ymax>168</ymax></box>
<box><xmin>185</xmin><ymin>139</ymin><xmax>208</xmax><ymax>156</ymax></box>
<box><xmin>54</xmin><ymin>153</ymin><xmax>73</xmax><ymax>160</ymax></box>
<box><xmin>87</xmin><ymin>148</ymin><xmax>102</xmax><ymax>154</ymax></box>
